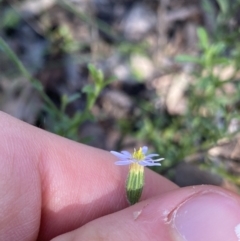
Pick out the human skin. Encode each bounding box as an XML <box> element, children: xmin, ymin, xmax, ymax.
<box><xmin>1</xmin><ymin>111</ymin><xmax>240</xmax><ymax>241</ymax></box>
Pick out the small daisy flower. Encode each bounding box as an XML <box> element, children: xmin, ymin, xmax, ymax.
<box><xmin>110</xmin><ymin>146</ymin><xmax>164</xmax><ymax>205</ymax></box>
<box><xmin>110</xmin><ymin>146</ymin><xmax>164</xmax><ymax>167</ymax></box>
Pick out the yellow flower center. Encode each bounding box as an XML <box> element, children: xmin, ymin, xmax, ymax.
<box><xmin>132</xmin><ymin>147</ymin><xmax>145</xmax><ymax>161</ymax></box>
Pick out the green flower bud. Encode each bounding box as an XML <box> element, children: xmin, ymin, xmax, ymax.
<box><xmin>126</xmin><ymin>163</ymin><xmax>144</xmax><ymax>205</ymax></box>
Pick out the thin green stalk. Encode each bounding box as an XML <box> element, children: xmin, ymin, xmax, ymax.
<box><xmin>0</xmin><ymin>37</ymin><xmax>61</xmax><ymax>116</ymax></box>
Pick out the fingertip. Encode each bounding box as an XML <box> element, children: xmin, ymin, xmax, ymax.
<box><xmin>171</xmin><ymin>187</ymin><xmax>240</xmax><ymax>241</ymax></box>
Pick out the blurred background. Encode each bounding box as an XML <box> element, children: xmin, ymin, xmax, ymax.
<box><xmin>1</xmin><ymin>0</ymin><xmax>240</xmax><ymax>192</ymax></box>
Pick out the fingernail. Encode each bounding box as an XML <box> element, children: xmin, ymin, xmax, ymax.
<box><xmin>171</xmin><ymin>192</ymin><xmax>240</xmax><ymax>241</ymax></box>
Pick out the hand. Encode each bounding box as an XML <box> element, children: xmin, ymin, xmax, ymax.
<box><xmin>1</xmin><ymin>111</ymin><xmax>240</xmax><ymax>241</ymax></box>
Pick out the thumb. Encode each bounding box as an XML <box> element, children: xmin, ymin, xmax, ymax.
<box><xmin>51</xmin><ymin>185</ymin><xmax>240</xmax><ymax>241</ymax></box>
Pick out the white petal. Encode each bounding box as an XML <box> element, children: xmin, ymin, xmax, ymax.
<box><xmin>139</xmin><ymin>160</ymin><xmax>161</xmax><ymax>166</ymax></box>
<box><xmin>145</xmin><ymin>157</ymin><xmax>164</xmax><ymax>162</ymax></box>
<box><xmin>145</xmin><ymin>154</ymin><xmax>159</xmax><ymax>158</ymax></box>
<box><xmin>110</xmin><ymin>151</ymin><xmax>128</xmax><ymax>159</ymax></box>
<box><xmin>151</xmin><ymin>158</ymin><xmax>164</xmax><ymax>162</ymax></box>
<box><xmin>138</xmin><ymin>161</ymin><xmax>149</xmax><ymax>167</ymax></box>
<box><xmin>147</xmin><ymin>163</ymin><xmax>161</xmax><ymax>166</ymax></box>
<box><xmin>121</xmin><ymin>151</ymin><xmax>132</xmax><ymax>157</ymax></box>
<box><xmin>142</xmin><ymin>146</ymin><xmax>148</xmax><ymax>154</ymax></box>
<box><xmin>140</xmin><ymin>160</ymin><xmax>161</xmax><ymax>166</ymax></box>
<box><xmin>115</xmin><ymin>160</ymin><xmax>132</xmax><ymax>165</ymax></box>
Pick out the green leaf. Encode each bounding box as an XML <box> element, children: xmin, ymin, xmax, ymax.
<box><xmin>216</xmin><ymin>0</ymin><xmax>229</xmax><ymax>14</ymax></box>
<box><xmin>96</xmin><ymin>69</ymin><xmax>104</xmax><ymax>83</ymax></box>
<box><xmin>175</xmin><ymin>55</ymin><xmax>201</xmax><ymax>64</ymax></box>
<box><xmin>197</xmin><ymin>27</ymin><xmax>209</xmax><ymax>50</ymax></box>
<box><xmin>67</xmin><ymin>93</ymin><xmax>81</xmax><ymax>103</ymax></box>
<box><xmin>88</xmin><ymin>64</ymin><xmax>103</xmax><ymax>84</ymax></box>
<box><xmin>82</xmin><ymin>84</ymin><xmax>94</xmax><ymax>94</ymax></box>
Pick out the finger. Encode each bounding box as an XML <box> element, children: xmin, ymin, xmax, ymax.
<box><xmin>0</xmin><ymin>112</ymin><xmax>177</xmax><ymax>241</ymax></box>
<box><xmin>52</xmin><ymin>185</ymin><xmax>240</xmax><ymax>241</ymax></box>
